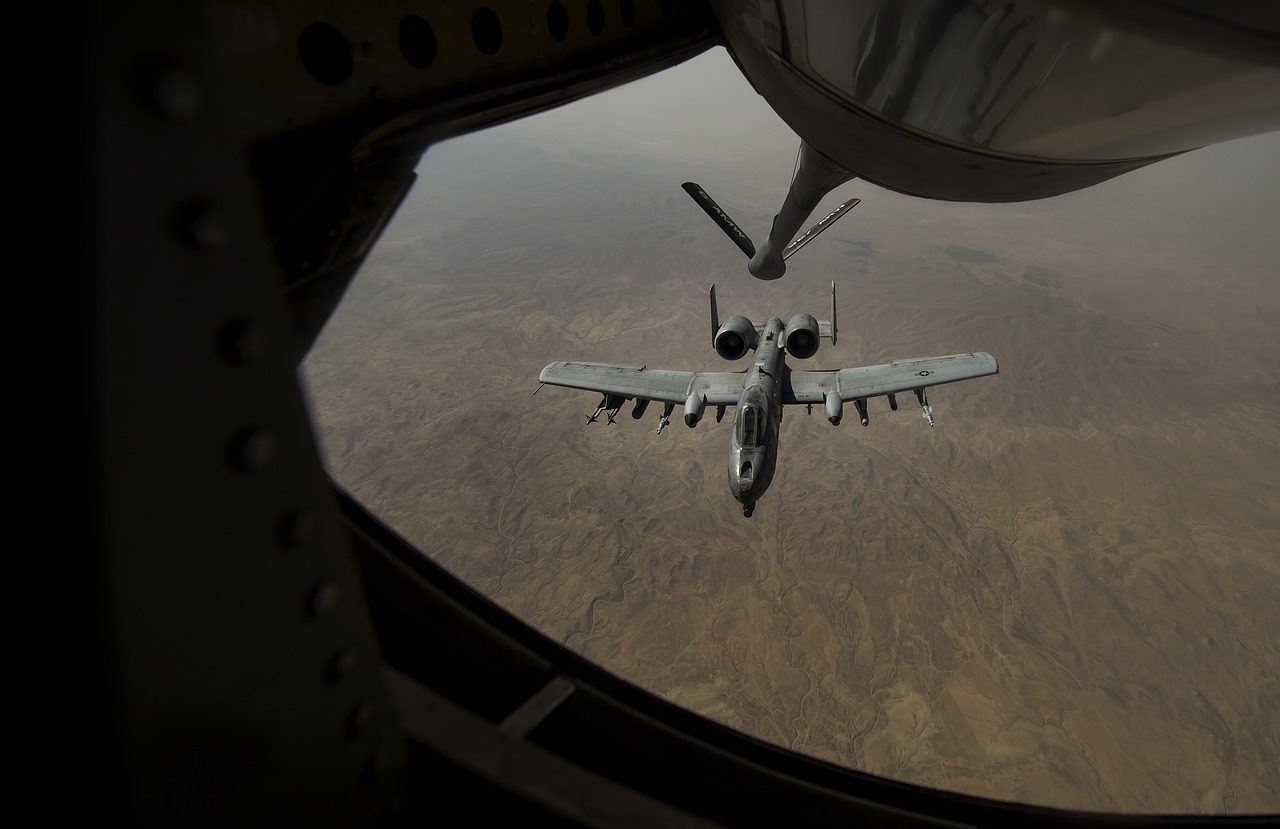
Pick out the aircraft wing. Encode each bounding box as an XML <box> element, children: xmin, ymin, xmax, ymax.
<box><xmin>784</xmin><ymin>352</ymin><xmax>998</xmax><ymax>403</ymax></box>
<box><xmin>539</xmin><ymin>362</ymin><xmax>745</xmax><ymax>405</ymax></box>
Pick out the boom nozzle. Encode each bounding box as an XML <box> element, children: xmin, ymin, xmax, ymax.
<box><xmin>684</xmin><ymin>142</ymin><xmax>857</xmax><ymax>282</ymax></box>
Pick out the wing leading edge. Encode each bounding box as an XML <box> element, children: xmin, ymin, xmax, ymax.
<box><xmin>785</xmin><ymin>352</ymin><xmax>998</xmax><ymax>404</ymax></box>
<box><xmin>539</xmin><ymin>362</ymin><xmax>744</xmax><ymax>406</ymax></box>
<box><xmin>540</xmin><ymin>353</ymin><xmax>997</xmax><ymax>406</ymax></box>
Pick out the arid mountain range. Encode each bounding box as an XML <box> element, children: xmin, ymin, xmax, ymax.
<box><xmin>302</xmin><ymin>50</ymin><xmax>1279</xmax><ymax>814</ymax></box>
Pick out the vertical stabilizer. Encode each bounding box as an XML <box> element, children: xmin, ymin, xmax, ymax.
<box><xmin>830</xmin><ymin>281</ymin><xmax>837</xmax><ymax>345</ymax></box>
<box><xmin>709</xmin><ymin>283</ymin><xmax>720</xmax><ymax>348</ymax></box>
<box><xmin>818</xmin><ymin>281</ymin><xmax>838</xmax><ymax>343</ymax></box>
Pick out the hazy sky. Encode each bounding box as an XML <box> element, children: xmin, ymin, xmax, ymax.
<box><xmin>472</xmin><ymin>47</ymin><xmax>1279</xmax><ymax>204</ymax></box>
<box><xmin>420</xmin><ymin>44</ymin><xmax>1280</xmax><ymax>281</ymax></box>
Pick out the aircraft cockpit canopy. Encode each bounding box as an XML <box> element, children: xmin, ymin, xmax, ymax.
<box><xmin>736</xmin><ymin>404</ymin><xmax>767</xmax><ymax>449</ymax></box>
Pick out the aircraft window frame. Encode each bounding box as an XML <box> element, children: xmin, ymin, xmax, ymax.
<box><xmin>737</xmin><ymin>404</ymin><xmax>765</xmax><ymax>448</ymax></box>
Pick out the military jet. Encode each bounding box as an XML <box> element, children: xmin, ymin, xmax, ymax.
<box><xmin>683</xmin><ymin>141</ymin><xmax>860</xmax><ymax>281</ymax></box>
<box><xmin>538</xmin><ymin>284</ymin><xmax>998</xmax><ymax>517</ymax></box>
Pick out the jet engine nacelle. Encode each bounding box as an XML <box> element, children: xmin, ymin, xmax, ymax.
<box><xmin>684</xmin><ymin>393</ymin><xmax>705</xmax><ymax>427</ymax></box>
<box><xmin>714</xmin><ymin>315</ymin><xmax>756</xmax><ymax>361</ymax></box>
<box><xmin>783</xmin><ymin>314</ymin><xmax>820</xmax><ymax>359</ymax></box>
<box><xmin>824</xmin><ymin>392</ymin><xmax>842</xmax><ymax>425</ymax></box>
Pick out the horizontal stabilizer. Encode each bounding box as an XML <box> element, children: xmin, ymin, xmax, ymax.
<box><xmin>682</xmin><ymin>182</ymin><xmax>756</xmax><ymax>258</ymax></box>
<box><xmin>781</xmin><ymin>197</ymin><xmax>860</xmax><ymax>261</ymax></box>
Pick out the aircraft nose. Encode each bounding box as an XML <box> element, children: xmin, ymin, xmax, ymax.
<box><xmin>729</xmin><ymin>460</ymin><xmax>759</xmax><ymax>503</ymax></box>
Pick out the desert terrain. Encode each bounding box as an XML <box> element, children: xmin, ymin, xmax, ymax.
<box><xmin>301</xmin><ymin>50</ymin><xmax>1280</xmax><ymax>813</ymax></box>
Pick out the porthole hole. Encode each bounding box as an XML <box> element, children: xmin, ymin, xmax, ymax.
<box><xmin>472</xmin><ymin>7</ymin><xmax>503</xmax><ymax>55</ymax></box>
<box><xmin>587</xmin><ymin>0</ymin><xmax>605</xmax><ymax>36</ymax></box>
<box><xmin>299</xmin><ymin>22</ymin><xmax>353</xmax><ymax>85</ymax></box>
<box><xmin>547</xmin><ymin>1</ymin><xmax>568</xmax><ymax>42</ymax></box>
<box><xmin>620</xmin><ymin>0</ymin><xmax>635</xmax><ymax>28</ymax></box>
<box><xmin>399</xmin><ymin>15</ymin><xmax>438</xmax><ymax>68</ymax></box>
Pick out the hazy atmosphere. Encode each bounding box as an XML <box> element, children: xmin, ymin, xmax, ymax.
<box><xmin>302</xmin><ymin>48</ymin><xmax>1280</xmax><ymax>813</ymax></box>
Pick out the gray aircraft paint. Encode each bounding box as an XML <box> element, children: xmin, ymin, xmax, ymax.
<box><xmin>539</xmin><ymin>284</ymin><xmax>998</xmax><ymax>517</ymax></box>
<box><xmin>726</xmin><ymin>320</ymin><xmax>785</xmax><ymax>513</ymax></box>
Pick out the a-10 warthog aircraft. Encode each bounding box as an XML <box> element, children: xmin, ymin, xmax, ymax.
<box><xmin>538</xmin><ymin>284</ymin><xmax>998</xmax><ymax>517</ymax></box>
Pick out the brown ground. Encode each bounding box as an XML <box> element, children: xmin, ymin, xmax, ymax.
<box><xmin>301</xmin><ymin>57</ymin><xmax>1280</xmax><ymax>814</ymax></box>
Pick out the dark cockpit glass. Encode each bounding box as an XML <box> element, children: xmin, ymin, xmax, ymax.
<box><xmin>736</xmin><ymin>404</ymin><xmax>765</xmax><ymax>448</ymax></box>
